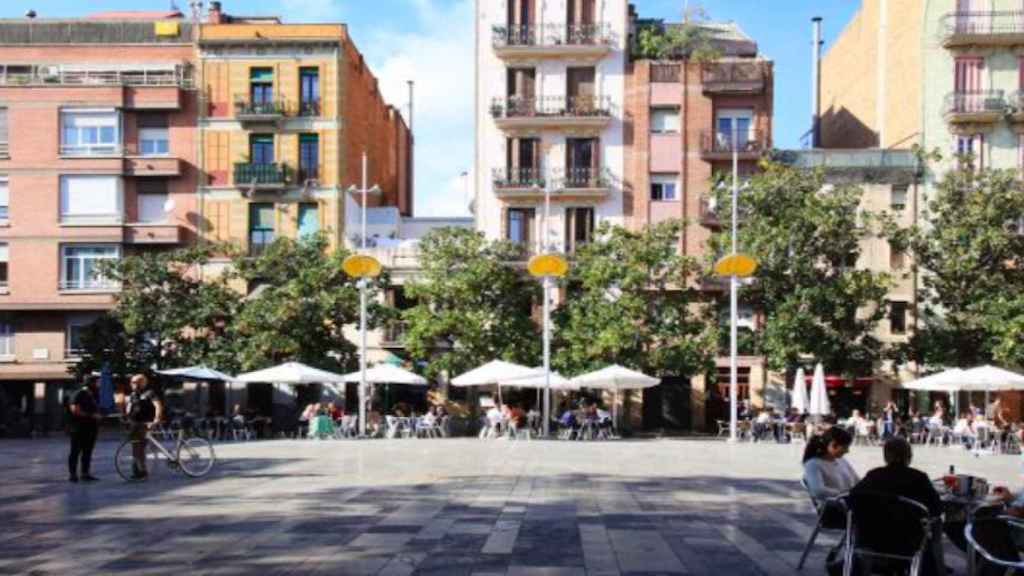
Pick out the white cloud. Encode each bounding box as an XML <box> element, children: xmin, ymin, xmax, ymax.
<box><xmin>361</xmin><ymin>0</ymin><xmax>474</xmax><ymax>218</ymax></box>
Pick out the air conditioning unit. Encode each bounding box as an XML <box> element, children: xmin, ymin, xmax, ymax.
<box><xmin>32</xmin><ymin>348</ymin><xmax>49</xmax><ymax>360</ymax></box>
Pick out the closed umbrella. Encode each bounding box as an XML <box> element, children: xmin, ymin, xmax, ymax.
<box><xmin>571</xmin><ymin>365</ymin><xmax>660</xmax><ymax>430</ymax></box>
<box><xmin>808</xmin><ymin>363</ymin><xmax>830</xmax><ymax>417</ymax></box>
<box><xmin>790</xmin><ymin>367</ymin><xmax>808</xmax><ymax>415</ymax></box>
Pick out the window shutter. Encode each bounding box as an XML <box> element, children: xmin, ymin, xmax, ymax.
<box><xmin>0</xmin><ymin>108</ymin><xmax>8</xmax><ymax>142</ymax></box>
<box><xmin>137</xmin><ymin>114</ymin><xmax>168</xmax><ymax>129</ymax></box>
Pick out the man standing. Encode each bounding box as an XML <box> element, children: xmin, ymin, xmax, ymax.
<box><xmin>125</xmin><ymin>374</ymin><xmax>162</xmax><ymax>480</ymax></box>
<box><xmin>68</xmin><ymin>376</ymin><xmax>102</xmax><ymax>482</ymax></box>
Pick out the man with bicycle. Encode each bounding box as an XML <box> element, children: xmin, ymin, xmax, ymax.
<box><xmin>125</xmin><ymin>374</ymin><xmax>162</xmax><ymax>480</ymax></box>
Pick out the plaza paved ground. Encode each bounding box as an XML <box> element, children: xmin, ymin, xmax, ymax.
<box><xmin>0</xmin><ymin>435</ymin><xmax>1020</xmax><ymax>576</ymax></box>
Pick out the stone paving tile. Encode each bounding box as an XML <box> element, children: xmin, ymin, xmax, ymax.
<box><xmin>0</xmin><ymin>437</ymin><xmax>1012</xmax><ymax>575</ymax></box>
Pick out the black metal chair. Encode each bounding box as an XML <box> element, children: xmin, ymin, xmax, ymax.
<box><xmin>964</xmin><ymin>515</ymin><xmax>1024</xmax><ymax>576</ymax></box>
<box><xmin>842</xmin><ymin>491</ymin><xmax>935</xmax><ymax>576</ymax></box>
<box><xmin>798</xmin><ymin>479</ymin><xmax>848</xmax><ymax>570</ymax></box>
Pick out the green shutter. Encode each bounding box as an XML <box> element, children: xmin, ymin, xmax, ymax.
<box><xmin>250</xmin><ymin>68</ymin><xmax>274</xmax><ymax>83</ymax></box>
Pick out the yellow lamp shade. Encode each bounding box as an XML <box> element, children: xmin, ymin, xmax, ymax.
<box><xmin>527</xmin><ymin>253</ymin><xmax>569</xmax><ymax>278</ymax></box>
<box><xmin>714</xmin><ymin>253</ymin><xmax>758</xmax><ymax>278</ymax></box>
<box><xmin>342</xmin><ymin>254</ymin><xmax>382</xmax><ymax>278</ymax></box>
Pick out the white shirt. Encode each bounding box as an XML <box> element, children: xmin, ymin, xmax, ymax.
<box><xmin>803</xmin><ymin>457</ymin><xmax>860</xmax><ymax>500</ymax></box>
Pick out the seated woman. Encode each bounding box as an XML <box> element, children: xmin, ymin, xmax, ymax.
<box><xmin>953</xmin><ymin>413</ymin><xmax>975</xmax><ymax>448</ymax></box>
<box><xmin>802</xmin><ymin>426</ymin><xmax>858</xmax><ymax>502</ymax></box>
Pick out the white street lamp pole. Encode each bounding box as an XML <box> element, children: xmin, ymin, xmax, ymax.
<box><xmin>543</xmin><ymin>181</ymin><xmax>552</xmax><ymax>438</ymax></box>
<box><xmin>728</xmin><ymin>120</ymin><xmax>740</xmax><ymax>443</ymax></box>
<box><xmin>359</xmin><ymin>151</ymin><xmax>368</xmax><ymax>437</ymax></box>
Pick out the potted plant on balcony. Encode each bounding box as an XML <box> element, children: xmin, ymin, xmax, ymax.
<box><xmin>489</xmin><ymin>100</ymin><xmax>505</xmax><ymax>118</ymax></box>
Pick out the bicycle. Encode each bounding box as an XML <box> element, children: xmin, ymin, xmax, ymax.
<box><xmin>114</xmin><ymin>422</ymin><xmax>216</xmax><ymax>481</ymax></box>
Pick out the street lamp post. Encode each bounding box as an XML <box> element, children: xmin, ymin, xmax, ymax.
<box><xmin>343</xmin><ymin>152</ymin><xmax>381</xmax><ymax>438</ymax></box>
<box><xmin>527</xmin><ymin>180</ymin><xmax>568</xmax><ymax>437</ymax></box>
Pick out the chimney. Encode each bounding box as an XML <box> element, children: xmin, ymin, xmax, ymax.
<box><xmin>811</xmin><ymin>17</ymin><xmax>823</xmax><ymax>148</ymax></box>
<box><xmin>207</xmin><ymin>1</ymin><xmax>223</xmax><ymax>24</ymax></box>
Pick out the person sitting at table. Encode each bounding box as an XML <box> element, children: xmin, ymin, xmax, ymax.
<box><xmin>850</xmin><ymin>437</ymin><xmax>946</xmax><ymax>576</ymax></box>
<box><xmin>802</xmin><ymin>426</ymin><xmax>858</xmax><ymax>501</ymax></box>
<box><xmin>507</xmin><ymin>404</ymin><xmax>525</xmax><ymax>436</ymax></box>
<box><xmin>952</xmin><ymin>413</ymin><xmax>975</xmax><ymax>448</ymax></box>
<box><xmin>930</xmin><ymin>403</ymin><xmax>945</xmax><ymax>426</ymax></box>
<box><xmin>753</xmin><ymin>408</ymin><xmax>774</xmax><ymax>442</ymax></box>
<box><xmin>327</xmin><ymin>401</ymin><xmax>342</xmax><ymax>421</ymax></box>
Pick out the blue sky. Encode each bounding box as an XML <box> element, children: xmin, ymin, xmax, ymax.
<box><xmin>0</xmin><ymin>1</ymin><xmax>864</xmax><ymax>217</ymax></box>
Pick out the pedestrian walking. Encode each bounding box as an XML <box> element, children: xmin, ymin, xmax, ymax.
<box><xmin>68</xmin><ymin>376</ymin><xmax>102</xmax><ymax>482</ymax></box>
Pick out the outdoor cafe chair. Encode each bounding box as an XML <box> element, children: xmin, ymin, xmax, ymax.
<box><xmin>716</xmin><ymin>419</ymin><xmax>730</xmax><ymax>437</ymax></box>
<box><xmin>798</xmin><ymin>479</ymin><xmax>848</xmax><ymax>570</ymax></box>
<box><xmin>927</xmin><ymin>424</ymin><xmax>946</xmax><ymax>447</ymax></box>
<box><xmin>841</xmin><ymin>491</ymin><xmax>935</xmax><ymax>576</ymax></box>
<box><xmin>965</xmin><ymin>515</ymin><xmax>1024</xmax><ymax>576</ymax></box>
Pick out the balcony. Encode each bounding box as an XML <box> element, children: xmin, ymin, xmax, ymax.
<box><xmin>492</xmin><ymin>23</ymin><xmax>614</xmax><ymax>60</ymax></box>
<box><xmin>234</xmin><ymin>100</ymin><xmax>288</xmax><ymax>124</ymax></box>
<box><xmin>554</xmin><ymin>167</ymin><xmax>612</xmax><ymax>198</ymax></box>
<box><xmin>234</xmin><ymin>163</ymin><xmax>291</xmax><ymax>191</ymax></box>
<box><xmin>1008</xmin><ymin>91</ymin><xmax>1024</xmax><ymax>123</ymax></box>
<box><xmin>0</xmin><ymin>142</ymin><xmax>7</xmax><ymax>158</ymax></box>
<box><xmin>298</xmin><ymin>99</ymin><xmax>321</xmax><ymax>118</ymax></box>
<box><xmin>700</xmin><ymin>129</ymin><xmax>767</xmax><ymax>161</ymax></box>
<box><xmin>493</xmin><ymin>167</ymin><xmax>546</xmax><ymax>199</ymax></box>
<box><xmin>123</xmin><ymin>156</ymin><xmax>182</xmax><ymax>178</ymax></box>
<box><xmin>701</xmin><ymin>61</ymin><xmax>766</xmax><ymax>94</ymax></box>
<box><xmin>700</xmin><ymin>196</ymin><xmax>721</xmax><ymax>229</ymax></box>
<box><xmin>0</xmin><ymin>64</ymin><xmax>192</xmax><ymax>88</ymax></box>
<box><xmin>943</xmin><ymin>90</ymin><xmax>1006</xmax><ymax>124</ymax></box>
<box><xmin>941</xmin><ymin>12</ymin><xmax>1024</xmax><ymax>48</ymax></box>
<box><xmin>123</xmin><ymin>224</ymin><xmax>183</xmax><ymax>245</ymax></box>
<box><xmin>59</xmin><ymin>279</ymin><xmax>119</xmax><ymax>292</ymax></box>
<box><xmin>491</xmin><ymin>95</ymin><xmax>613</xmax><ymax>131</ymax></box>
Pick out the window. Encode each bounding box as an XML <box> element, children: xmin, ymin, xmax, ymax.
<box><xmin>136</xmin><ymin>179</ymin><xmax>169</xmax><ymax>224</ymax></box>
<box><xmin>60</xmin><ymin>245</ymin><xmax>119</xmax><ymax>291</ymax></box>
<box><xmin>59</xmin><ymin>176</ymin><xmax>122</xmax><ymax>224</ymax></box>
<box><xmin>890</xmin><ymin>244</ymin><xmax>906</xmax><ymax>270</ymax></box>
<box><xmin>249</xmin><ymin>68</ymin><xmax>274</xmax><ymax>104</ymax></box>
<box><xmin>715</xmin><ymin>109</ymin><xmax>754</xmax><ymax>150</ymax></box>
<box><xmin>250</xmin><ymin>134</ymin><xmax>274</xmax><ymax>165</ymax></box>
<box><xmin>650</xmin><ymin>108</ymin><xmax>680</xmax><ymax>133</ymax></box>
<box><xmin>650</xmin><ymin>174</ymin><xmax>679</xmax><ymax>201</ymax></box>
<box><xmin>298</xmin><ymin>203</ymin><xmax>320</xmax><ymax>240</ymax></box>
<box><xmin>956</xmin><ymin>134</ymin><xmax>984</xmax><ymax>168</ymax></box>
<box><xmin>299</xmin><ymin>67</ymin><xmax>320</xmax><ymax>116</ymax></box>
<box><xmin>890</xmin><ymin>301</ymin><xmax>908</xmax><ymax>335</ymax></box>
<box><xmin>0</xmin><ymin>318</ymin><xmax>13</xmax><ymax>358</ymax></box>
<box><xmin>890</xmin><ymin>185</ymin><xmax>908</xmax><ymax>211</ymax></box>
<box><xmin>565</xmin><ymin>138</ymin><xmax>598</xmax><ymax>187</ymax></box>
<box><xmin>139</xmin><ymin>129</ymin><xmax>169</xmax><ymax>156</ymax></box>
<box><xmin>567</xmin><ymin>67</ymin><xmax>596</xmax><ymax>111</ymax></box>
<box><xmin>299</xmin><ymin>134</ymin><xmax>319</xmax><ymax>181</ymax></box>
<box><xmin>0</xmin><ymin>107</ymin><xmax>8</xmax><ymax>155</ymax></box>
<box><xmin>0</xmin><ymin>177</ymin><xmax>8</xmax><ymax>220</ymax></box>
<box><xmin>66</xmin><ymin>313</ymin><xmax>101</xmax><ymax>358</ymax></box>
<box><xmin>0</xmin><ymin>243</ymin><xmax>8</xmax><ymax>288</ymax></box>
<box><xmin>249</xmin><ymin>203</ymin><xmax>275</xmax><ymax>256</ymax></box>
<box><xmin>564</xmin><ymin>207</ymin><xmax>594</xmax><ymax>253</ymax></box>
<box><xmin>60</xmin><ymin>109</ymin><xmax>121</xmax><ymax>156</ymax></box>
<box><xmin>507</xmin><ymin>207</ymin><xmax>535</xmax><ymax>246</ymax></box>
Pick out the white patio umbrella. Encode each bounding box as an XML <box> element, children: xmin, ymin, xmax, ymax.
<box><xmin>902</xmin><ymin>368</ymin><xmax>966</xmax><ymax>393</ymax></box>
<box><xmin>958</xmin><ymin>365</ymin><xmax>1024</xmax><ymax>392</ymax></box>
<box><xmin>451</xmin><ymin>360</ymin><xmax>540</xmax><ymax>405</ymax></box>
<box><xmin>341</xmin><ymin>364</ymin><xmax>428</xmax><ymax>386</ymax></box>
<box><xmin>571</xmin><ymin>365</ymin><xmax>660</xmax><ymax>430</ymax></box>
<box><xmin>790</xmin><ymin>367</ymin><xmax>808</xmax><ymax>414</ymax></box>
<box><xmin>236</xmin><ymin>361</ymin><xmax>349</xmax><ymax>384</ymax></box>
<box><xmin>500</xmin><ymin>369</ymin><xmax>577</xmax><ymax>390</ymax></box>
<box><xmin>157</xmin><ymin>365</ymin><xmax>236</xmax><ymax>382</ymax></box>
<box><xmin>808</xmin><ymin>363</ymin><xmax>831</xmax><ymax>417</ymax></box>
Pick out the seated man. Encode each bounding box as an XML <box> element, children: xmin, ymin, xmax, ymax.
<box><xmin>851</xmin><ymin>437</ymin><xmax>945</xmax><ymax>576</ymax></box>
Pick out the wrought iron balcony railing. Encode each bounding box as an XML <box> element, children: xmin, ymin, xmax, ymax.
<box><xmin>234</xmin><ymin>99</ymin><xmax>287</xmax><ymax>118</ymax></box>
<box><xmin>700</xmin><ymin>129</ymin><xmax>766</xmax><ymax>156</ymax></box>
<box><xmin>943</xmin><ymin>90</ymin><xmax>1006</xmax><ymax>115</ymax></box>
<box><xmin>298</xmin><ymin>99</ymin><xmax>321</xmax><ymax>117</ymax></box>
<box><xmin>941</xmin><ymin>11</ymin><xmax>1024</xmax><ymax>40</ymax></box>
<box><xmin>234</xmin><ymin>162</ymin><xmax>290</xmax><ymax>185</ymax></box>
<box><xmin>0</xmin><ymin>64</ymin><xmax>192</xmax><ymax>88</ymax></box>
<box><xmin>493</xmin><ymin>167</ymin><xmax>545</xmax><ymax>189</ymax></box>
<box><xmin>490</xmin><ymin>95</ymin><xmax>613</xmax><ymax>119</ymax></box>
<box><xmin>492</xmin><ymin>23</ymin><xmax>613</xmax><ymax>48</ymax></box>
<box><xmin>555</xmin><ymin>166</ymin><xmax>611</xmax><ymax>189</ymax></box>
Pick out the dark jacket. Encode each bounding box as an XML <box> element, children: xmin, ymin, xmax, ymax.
<box><xmin>852</xmin><ymin>463</ymin><xmax>943</xmax><ymax>517</ymax></box>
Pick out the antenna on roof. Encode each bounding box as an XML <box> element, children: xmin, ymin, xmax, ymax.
<box><xmin>189</xmin><ymin>0</ymin><xmax>204</xmax><ymax>22</ymax></box>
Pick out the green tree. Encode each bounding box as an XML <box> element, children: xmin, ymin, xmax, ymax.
<box><xmin>229</xmin><ymin>234</ymin><xmax>391</xmax><ymax>373</ymax></box>
<box><xmin>402</xmin><ymin>227</ymin><xmax>540</xmax><ymax>380</ymax></box>
<box><xmin>634</xmin><ymin>4</ymin><xmax>721</xmax><ymax>62</ymax></box>
<box><xmin>906</xmin><ymin>157</ymin><xmax>1024</xmax><ymax>368</ymax></box>
<box><xmin>73</xmin><ymin>246</ymin><xmax>241</xmax><ymax>379</ymax></box>
<box><xmin>709</xmin><ymin>162</ymin><xmax>897</xmax><ymax>376</ymax></box>
<box><xmin>553</xmin><ymin>221</ymin><xmax>715</xmax><ymax>378</ymax></box>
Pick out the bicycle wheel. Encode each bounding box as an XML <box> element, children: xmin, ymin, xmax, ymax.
<box><xmin>114</xmin><ymin>440</ymin><xmax>139</xmax><ymax>481</ymax></box>
<box><xmin>176</xmin><ymin>437</ymin><xmax>215</xmax><ymax>478</ymax></box>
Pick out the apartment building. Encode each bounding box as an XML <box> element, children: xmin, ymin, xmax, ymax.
<box><xmin>0</xmin><ymin>11</ymin><xmax>198</xmax><ymax>431</ymax></box>
<box><xmin>198</xmin><ymin>2</ymin><xmax>412</xmax><ymax>265</ymax></box>
<box><xmin>474</xmin><ymin>0</ymin><xmax>629</xmax><ymax>253</ymax></box>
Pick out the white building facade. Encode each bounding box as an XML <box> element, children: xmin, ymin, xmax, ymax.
<box><xmin>474</xmin><ymin>0</ymin><xmax>629</xmax><ymax>252</ymax></box>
